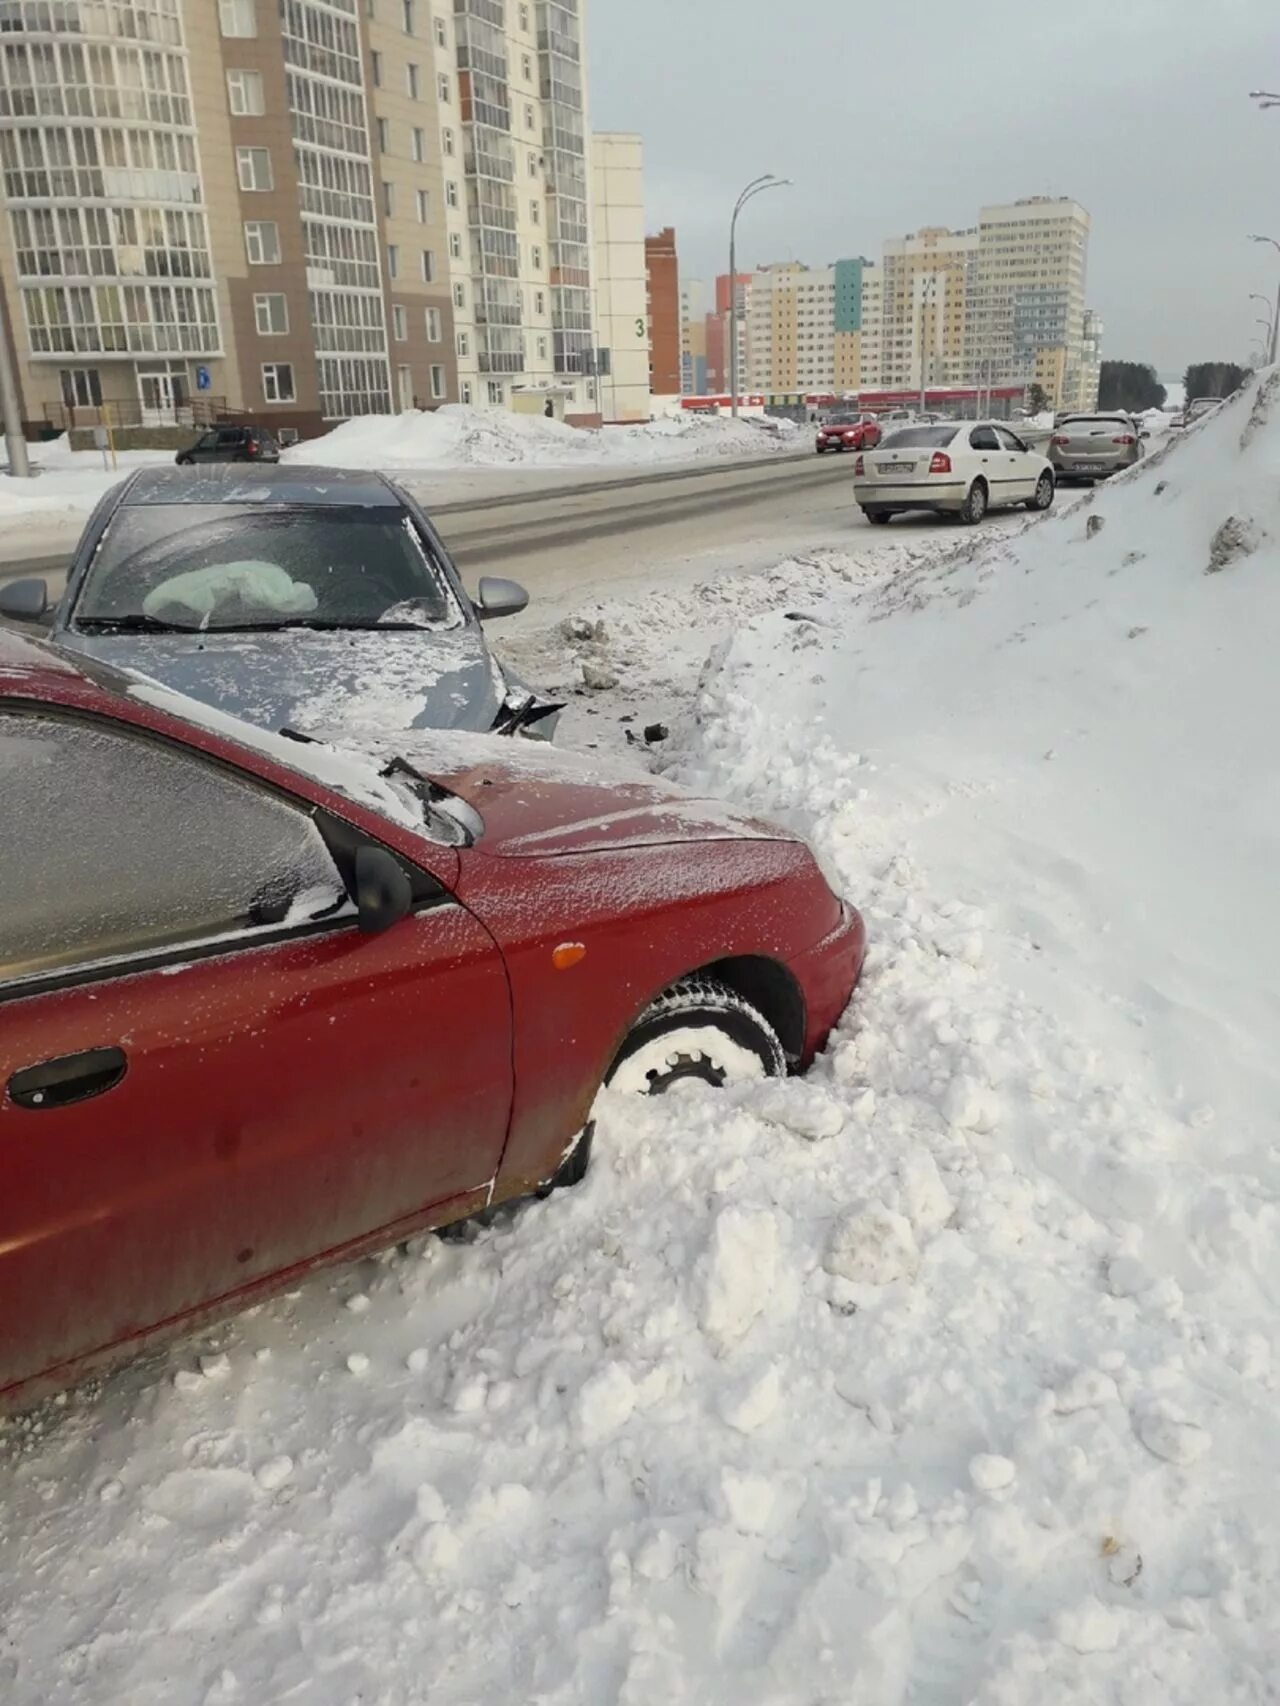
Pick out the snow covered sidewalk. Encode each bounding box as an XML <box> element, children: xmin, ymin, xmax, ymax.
<box><xmin>3</xmin><ymin>379</ymin><xmax>1279</xmax><ymax>1704</ymax></box>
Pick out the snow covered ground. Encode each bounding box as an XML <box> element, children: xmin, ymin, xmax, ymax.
<box><xmin>0</xmin><ymin>438</ymin><xmax>172</xmax><ymax>529</ymax></box>
<box><xmin>289</xmin><ymin>404</ymin><xmax>801</xmax><ymax>471</ymax></box>
<box><xmin>3</xmin><ymin>377</ymin><xmax>1279</xmax><ymax>1704</ymax></box>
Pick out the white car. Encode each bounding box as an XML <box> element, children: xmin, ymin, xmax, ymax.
<box><xmin>853</xmin><ymin>421</ymin><xmax>1056</xmax><ymax>525</ymax></box>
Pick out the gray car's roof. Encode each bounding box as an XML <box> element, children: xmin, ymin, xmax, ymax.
<box><xmin>120</xmin><ymin>464</ymin><xmax>401</xmax><ymax>508</ymax></box>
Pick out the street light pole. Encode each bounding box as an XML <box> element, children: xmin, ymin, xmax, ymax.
<box><xmin>1248</xmin><ymin>235</ymin><xmax>1280</xmax><ymax>365</ymax></box>
<box><xmin>728</xmin><ymin>174</ymin><xmax>791</xmax><ymax>420</ymax></box>
<box><xmin>0</xmin><ymin>281</ymin><xmax>31</xmax><ymax>479</ymax></box>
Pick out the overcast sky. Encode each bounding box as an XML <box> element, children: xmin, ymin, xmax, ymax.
<box><xmin>588</xmin><ymin>0</ymin><xmax>1279</xmax><ymax>376</ymax></box>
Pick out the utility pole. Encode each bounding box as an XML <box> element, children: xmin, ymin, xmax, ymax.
<box><xmin>1248</xmin><ymin>234</ymin><xmax>1280</xmax><ymax>365</ymax></box>
<box><xmin>0</xmin><ymin>283</ymin><xmax>31</xmax><ymax>478</ymax></box>
<box><xmin>728</xmin><ymin>174</ymin><xmax>790</xmax><ymax>419</ymax></box>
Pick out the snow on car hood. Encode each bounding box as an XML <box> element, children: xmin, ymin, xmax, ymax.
<box><xmin>63</xmin><ymin>625</ymin><xmax>501</xmax><ymax>738</ymax></box>
<box><xmin>330</xmin><ymin>725</ymin><xmax>799</xmax><ymax>856</ymax></box>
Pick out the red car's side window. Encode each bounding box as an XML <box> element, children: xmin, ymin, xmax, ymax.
<box><xmin>0</xmin><ymin>709</ymin><xmax>346</xmax><ymax>989</ymax></box>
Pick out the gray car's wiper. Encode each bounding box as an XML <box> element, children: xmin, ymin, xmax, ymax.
<box><xmin>196</xmin><ymin>618</ymin><xmax>433</xmax><ymax>633</ymax></box>
<box><xmin>75</xmin><ymin>612</ymin><xmax>202</xmax><ymax>633</ymax></box>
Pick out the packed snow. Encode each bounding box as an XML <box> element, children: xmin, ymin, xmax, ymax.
<box><xmin>3</xmin><ymin>374</ymin><xmax>1279</xmax><ymax>1703</ymax></box>
<box><xmin>288</xmin><ymin>404</ymin><xmax>801</xmax><ymax>471</ymax></box>
<box><xmin>0</xmin><ymin>438</ymin><xmax>171</xmax><ymax>524</ymax></box>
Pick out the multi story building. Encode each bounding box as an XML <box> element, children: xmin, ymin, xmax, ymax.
<box><xmin>590</xmin><ymin>129</ymin><xmax>647</xmax><ymax>421</ymax></box>
<box><xmin>879</xmin><ymin>225</ymin><xmax>978</xmax><ymax>392</ymax></box>
<box><xmin>711</xmin><ymin>269</ymin><xmax>750</xmax><ymax>397</ymax></box>
<box><xmin>859</xmin><ymin>261</ymin><xmax>882</xmax><ymax>388</ymax></box>
<box><xmin>643</xmin><ymin>223</ymin><xmax>678</xmax><ymax>396</ymax></box>
<box><xmin>0</xmin><ymin>0</ymin><xmax>601</xmax><ymax>440</ymax></box>
<box><xmin>679</xmin><ymin>274</ymin><xmax>706</xmax><ymax>394</ymax></box>
<box><xmin>968</xmin><ymin>197</ymin><xmax>1092</xmax><ymax>411</ymax></box>
<box><xmin>1079</xmin><ymin>307</ymin><xmax>1102</xmax><ymax>411</ymax></box>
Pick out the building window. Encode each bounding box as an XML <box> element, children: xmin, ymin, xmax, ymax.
<box><xmin>442</xmin><ymin>127</ymin><xmax>456</xmax><ymax>157</ymax></box>
<box><xmin>531</xmin><ymin>244</ymin><xmax>543</xmax><ymax>270</ymax></box>
<box><xmin>453</xmin><ymin>283</ymin><xmax>465</xmax><ymax>310</ymax></box>
<box><xmin>254</xmin><ymin>292</ymin><xmax>288</xmax><ymax>335</ymax></box>
<box><xmin>448</xmin><ymin>231</ymin><xmax>462</xmax><ymax>259</ymax></box>
<box><xmin>416</xmin><ymin>189</ymin><xmax>430</xmax><ymax>223</ymax></box>
<box><xmin>371</xmin><ymin>50</ymin><xmax>383</xmax><ymax>87</ymax></box>
<box><xmin>437</xmin><ymin>73</ymin><xmax>451</xmax><ymax>103</ymax></box>
<box><xmin>387</xmin><ymin>243</ymin><xmax>399</xmax><ymax>278</ymax></box>
<box><xmin>244</xmin><ymin>221</ymin><xmax>281</xmax><ymax>264</ymax></box>
<box><xmin>530</xmin><ymin>198</ymin><xmax>540</xmax><ymax>225</ymax></box>
<box><xmin>524</xmin><ymin>104</ymin><xmax>535</xmax><ymax>132</ymax></box>
<box><xmin>226</xmin><ymin>70</ymin><xmax>265</xmax><ymax>116</ymax></box>
<box><xmin>456</xmin><ymin>330</ymin><xmax>469</xmax><ymax>357</ymax></box>
<box><xmin>431</xmin><ymin>364</ymin><xmax>446</xmax><ymax>399</ymax></box>
<box><xmin>402</xmin><ymin>0</ymin><xmax>415</xmax><ymax>32</ymax></box>
<box><xmin>406</xmin><ymin>63</ymin><xmax>420</xmax><ymax>99</ymax></box>
<box><xmin>534</xmin><ymin>290</ymin><xmax>545</xmax><ymax>315</ymax></box>
<box><xmin>518</xmin><ymin>3</ymin><xmax>529</xmax><ymax>26</ymax></box>
<box><xmin>393</xmin><ymin>304</ymin><xmax>408</xmax><ymax>341</ymax></box>
<box><xmin>460</xmin><ymin>379</ymin><xmax>472</xmax><ymax>404</ymax></box>
<box><xmin>487</xmin><ymin>380</ymin><xmax>504</xmax><ymax>405</ymax></box>
<box><xmin>377</xmin><ymin>117</ymin><xmax>390</xmax><ymax>153</ymax></box>
<box><xmin>528</xmin><ymin>153</ymin><xmax>539</xmax><ymax>179</ymax></box>
<box><xmin>521</xmin><ymin>52</ymin><xmax>532</xmax><ymax>79</ymax></box>
<box><xmin>434</xmin><ymin>16</ymin><xmax>447</xmax><ymax>47</ymax></box>
<box><xmin>236</xmin><ymin>147</ymin><xmax>273</xmax><ymax>192</ymax></box>
<box><xmin>537</xmin><ymin>335</ymin><xmax>547</xmax><ymax>360</ymax></box>
<box><xmin>219</xmin><ymin>0</ymin><xmax>257</xmax><ymax>37</ymax></box>
<box><xmin>445</xmin><ymin>180</ymin><xmax>459</xmax><ymax>209</ymax></box>
<box><xmin>381</xmin><ymin>180</ymin><xmax>394</xmax><ymax>216</ymax></box>
<box><xmin>59</xmin><ymin>367</ymin><xmax>102</xmax><ymax>407</ymax></box>
<box><xmin>421</xmin><ymin>249</ymin><xmax>436</xmax><ymax>282</ymax></box>
<box><xmin>262</xmin><ymin>362</ymin><xmax>295</xmax><ymax>403</ymax></box>
<box><xmin>425</xmin><ymin>306</ymin><xmax>442</xmax><ymax>342</ymax></box>
<box><xmin>412</xmin><ymin>127</ymin><xmax>425</xmax><ymax>163</ymax></box>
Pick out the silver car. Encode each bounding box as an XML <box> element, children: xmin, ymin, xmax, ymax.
<box><xmin>1048</xmin><ymin>413</ymin><xmax>1146</xmax><ymax>481</ymax></box>
<box><xmin>0</xmin><ymin>465</ymin><xmax>560</xmax><ymax>741</ymax></box>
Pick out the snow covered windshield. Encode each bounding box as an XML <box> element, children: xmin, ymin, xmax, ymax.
<box><xmin>880</xmin><ymin>425</ymin><xmax>959</xmax><ymax>449</ymax></box>
<box><xmin>74</xmin><ymin>506</ymin><xmax>461</xmax><ymax>634</ymax></box>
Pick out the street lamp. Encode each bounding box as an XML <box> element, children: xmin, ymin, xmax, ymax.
<box><xmin>1250</xmin><ymin>292</ymin><xmax>1274</xmax><ymax>348</ymax></box>
<box><xmin>1248</xmin><ymin>89</ymin><xmax>1280</xmax><ymax>109</ymax></box>
<box><xmin>1248</xmin><ymin>235</ymin><xmax>1280</xmax><ymax>364</ymax></box>
<box><xmin>728</xmin><ymin>174</ymin><xmax>791</xmax><ymax>420</ymax></box>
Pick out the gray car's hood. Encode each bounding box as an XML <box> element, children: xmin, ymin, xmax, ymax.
<box><xmin>63</xmin><ymin>625</ymin><xmax>504</xmax><ymax>738</ymax></box>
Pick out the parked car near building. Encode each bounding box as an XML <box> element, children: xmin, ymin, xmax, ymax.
<box><xmin>0</xmin><ymin>627</ymin><xmax>866</xmax><ymax>1406</ymax></box>
<box><xmin>1048</xmin><ymin>413</ymin><xmax>1147</xmax><ymax>481</ymax></box>
<box><xmin>815</xmin><ymin>414</ymin><xmax>882</xmax><ymax>454</ymax></box>
<box><xmin>853</xmin><ymin>421</ymin><xmax>1055</xmax><ymax>525</ymax></box>
<box><xmin>0</xmin><ymin>465</ymin><xmax>560</xmax><ymax>741</ymax></box>
<box><xmin>175</xmin><ymin>424</ymin><xmax>281</xmax><ymax>465</ymax></box>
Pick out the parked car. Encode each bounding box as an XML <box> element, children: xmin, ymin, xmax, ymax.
<box><xmin>0</xmin><ymin>627</ymin><xmax>866</xmax><ymax>1406</ymax></box>
<box><xmin>176</xmin><ymin>424</ymin><xmax>280</xmax><ymax>465</ymax></box>
<box><xmin>1048</xmin><ymin>413</ymin><xmax>1146</xmax><ymax>481</ymax></box>
<box><xmin>816</xmin><ymin>414</ymin><xmax>882</xmax><ymax>454</ymax></box>
<box><xmin>0</xmin><ymin>464</ymin><xmax>561</xmax><ymax>741</ymax></box>
<box><xmin>1171</xmin><ymin>397</ymin><xmax>1221</xmax><ymax>430</ymax></box>
<box><xmin>853</xmin><ymin>421</ymin><xmax>1055</xmax><ymax>525</ymax></box>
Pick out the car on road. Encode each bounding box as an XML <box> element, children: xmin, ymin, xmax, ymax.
<box><xmin>176</xmin><ymin>424</ymin><xmax>280</xmax><ymax>466</ymax></box>
<box><xmin>1048</xmin><ymin>413</ymin><xmax>1146</xmax><ymax>481</ymax></box>
<box><xmin>0</xmin><ymin>627</ymin><xmax>866</xmax><ymax>1407</ymax></box>
<box><xmin>853</xmin><ymin>421</ymin><xmax>1055</xmax><ymax>525</ymax></box>
<box><xmin>0</xmin><ymin>464</ymin><xmax>560</xmax><ymax>742</ymax></box>
<box><xmin>1171</xmin><ymin>397</ymin><xmax>1221</xmax><ymax>430</ymax></box>
<box><xmin>815</xmin><ymin>414</ymin><xmax>882</xmax><ymax>455</ymax></box>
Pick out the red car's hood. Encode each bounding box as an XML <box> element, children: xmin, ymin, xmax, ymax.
<box><xmin>364</xmin><ymin>729</ymin><xmax>798</xmax><ymax>857</ymax></box>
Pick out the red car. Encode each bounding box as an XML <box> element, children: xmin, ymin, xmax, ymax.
<box><xmin>816</xmin><ymin>414</ymin><xmax>882</xmax><ymax>454</ymax></box>
<box><xmin>0</xmin><ymin>629</ymin><xmax>865</xmax><ymax>1407</ymax></box>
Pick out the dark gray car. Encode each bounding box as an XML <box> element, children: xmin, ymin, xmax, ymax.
<box><xmin>0</xmin><ymin>465</ymin><xmax>558</xmax><ymax>741</ymax></box>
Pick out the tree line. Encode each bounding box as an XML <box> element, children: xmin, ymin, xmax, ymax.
<box><xmin>1096</xmin><ymin>359</ymin><xmax>1253</xmax><ymax>413</ymax></box>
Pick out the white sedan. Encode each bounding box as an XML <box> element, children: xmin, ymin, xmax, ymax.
<box><xmin>853</xmin><ymin>421</ymin><xmax>1056</xmax><ymax>525</ymax></box>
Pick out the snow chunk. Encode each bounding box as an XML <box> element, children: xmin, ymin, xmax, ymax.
<box><xmin>719</xmin><ymin>1468</ymin><xmax>776</xmax><ymax>1535</ymax></box>
<box><xmin>825</xmin><ymin>1204</ymin><xmax>919</xmax><ymax>1286</ymax></box>
<box><xmin>718</xmin><ymin>1366</ymin><xmax>783</xmax><ymax>1435</ymax></box>
<box><xmin>256</xmin><ymin>1455</ymin><xmax>294</xmax><ymax>1492</ymax></box>
<box><xmin>750</xmin><ymin>1079</ymin><xmax>845</xmax><ymax>1141</ymax></box>
<box><xmin>1136</xmin><ymin>1405</ymin><xmax>1211</xmax><ymax>1465</ymax></box>
<box><xmin>969</xmin><ymin>1454</ymin><xmax>1017</xmax><ymax>1493</ymax></box>
<box><xmin>896</xmin><ymin>1151</ymin><xmax>953</xmax><ymax>1236</ymax></box>
<box><xmin>1053</xmin><ymin>1369</ymin><xmax>1119</xmax><ymax>1414</ymax></box>
<box><xmin>578</xmin><ymin>1362</ymin><xmax>638</xmax><ymax>1443</ymax></box>
<box><xmin>701</xmin><ymin>1206</ymin><xmax>791</xmax><ymax>1349</ymax></box>
<box><xmin>1055</xmin><ymin>1596</ymin><xmax>1123</xmax><ymax>1653</ymax></box>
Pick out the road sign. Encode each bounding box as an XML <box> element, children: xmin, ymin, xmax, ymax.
<box><xmin>195</xmin><ymin>365</ymin><xmax>211</xmax><ymax>392</ymax></box>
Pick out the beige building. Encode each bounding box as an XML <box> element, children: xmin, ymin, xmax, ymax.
<box><xmin>679</xmin><ymin>275</ymin><xmax>707</xmax><ymax>394</ymax></box>
<box><xmin>745</xmin><ymin>257</ymin><xmax>874</xmax><ymax>395</ymax></box>
<box><xmin>0</xmin><ymin>0</ymin><xmax>601</xmax><ymax>441</ymax></box>
<box><xmin>589</xmin><ymin>130</ymin><xmax>648</xmax><ymax>421</ymax></box>
<box><xmin>879</xmin><ymin>226</ymin><xmax>978</xmax><ymax>391</ymax></box>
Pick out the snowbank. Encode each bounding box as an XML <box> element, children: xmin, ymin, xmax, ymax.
<box><xmin>3</xmin><ymin>377</ymin><xmax>1279</xmax><ymax>1704</ymax></box>
<box><xmin>289</xmin><ymin>403</ymin><xmax>801</xmax><ymax>471</ymax></box>
<box><xmin>0</xmin><ymin>439</ymin><xmax>170</xmax><ymax>527</ymax></box>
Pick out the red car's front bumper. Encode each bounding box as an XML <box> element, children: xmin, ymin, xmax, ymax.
<box><xmin>790</xmin><ymin>900</ymin><xmax>867</xmax><ymax>1066</ymax></box>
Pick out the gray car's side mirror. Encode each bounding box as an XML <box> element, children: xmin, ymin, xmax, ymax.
<box><xmin>475</xmin><ymin>576</ymin><xmax>529</xmax><ymax>621</ymax></box>
<box><xmin>354</xmin><ymin>846</ymin><xmax>413</xmax><ymax>935</ymax></box>
<box><xmin>0</xmin><ymin>577</ymin><xmax>49</xmax><ymax>621</ymax></box>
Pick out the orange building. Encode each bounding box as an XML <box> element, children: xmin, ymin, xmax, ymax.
<box><xmin>644</xmin><ymin>227</ymin><xmax>681</xmax><ymax>396</ymax></box>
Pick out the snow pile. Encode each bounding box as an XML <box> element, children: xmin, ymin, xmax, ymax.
<box><xmin>0</xmin><ymin>438</ymin><xmax>169</xmax><ymax>523</ymax></box>
<box><xmin>3</xmin><ymin>377</ymin><xmax>1279</xmax><ymax>1704</ymax></box>
<box><xmin>290</xmin><ymin>404</ymin><xmax>800</xmax><ymax>471</ymax></box>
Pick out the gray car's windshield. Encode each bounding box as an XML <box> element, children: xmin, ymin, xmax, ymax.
<box><xmin>75</xmin><ymin>505</ymin><xmax>461</xmax><ymax>633</ymax></box>
<box><xmin>880</xmin><ymin>425</ymin><xmax>958</xmax><ymax>448</ymax></box>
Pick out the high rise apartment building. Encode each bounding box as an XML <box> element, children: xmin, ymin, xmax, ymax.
<box><xmin>879</xmin><ymin>225</ymin><xmax>977</xmax><ymax>391</ymax></box>
<box><xmin>643</xmin><ymin>223</ymin><xmax>678</xmax><ymax>396</ymax></box>
<box><xmin>679</xmin><ymin>274</ymin><xmax>706</xmax><ymax>394</ymax></box>
<box><xmin>589</xmin><ymin>129</ymin><xmax>647</xmax><ymax>421</ymax></box>
<box><xmin>0</xmin><ymin>0</ymin><xmax>601</xmax><ymax>439</ymax></box>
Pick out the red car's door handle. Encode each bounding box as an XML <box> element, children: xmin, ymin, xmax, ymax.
<box><xmin>7</xmin><ymin>1047</ymin><xmax>128</xmax><ymax>1111</ymax></box>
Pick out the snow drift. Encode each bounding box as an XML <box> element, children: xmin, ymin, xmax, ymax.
<box><xmin>3</xmin><ymin>377</ymin><xmax>1279</xmax><ymax>1705</ymax></box>
<box><xmin>287</xmin><ymin>403</ymin><xmax>800</xmax><ymax>470</ymax></box>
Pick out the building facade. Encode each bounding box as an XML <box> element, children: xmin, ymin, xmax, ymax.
<box><xmin>743</xmin><ymin>255</ymin><xmax>874</xmax><ymax>394</ymax></box>
<box><xmin>968</xmin><ymin>197</ymin><xmax>1093</xmax><ymax>411</ymax></box>
<box><xmin>589</xmin><ymin>129</ymin><xmax>647</xmax><ymax>421</ymax></box>
<box><xmin>643</xmin><ymin>223</ymin><xmax>678</xmax><ymax>397</ymax></box>
<box><xmin>0</xmin><ymin>0</ymin><xmax>602</xmax><ymax>438</ymax></box>
<box><xmin>878</xmin><ymin>225</ymin><xmax>978</xmax><ymax>392</ymax></box>
<box><xmin>679</xmin><ymin>274</ymin><xmax>706</xmax><ymax>394</ymax></box>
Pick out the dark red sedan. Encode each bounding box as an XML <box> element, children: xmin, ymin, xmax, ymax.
<box><xmin>816</xmin><ymin>414</ymin><xmax>882</xmax><ymax>454</ymax></box>
<box><xmin>0</xmin><ymin>630</ymin><xmax>865</xmax><ymax>1407</ymax></box>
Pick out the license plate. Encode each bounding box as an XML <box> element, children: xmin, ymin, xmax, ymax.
<box><xmin>881</xmin><ymin>461</ymin><xmax>913</xmax><ymax>475</ymax></box>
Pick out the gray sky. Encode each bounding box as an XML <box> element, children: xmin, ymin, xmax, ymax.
<box><xmin>587</xmin><ymin>0</ymin><xmax>1280</xmax><ymax>377</ymax></box>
